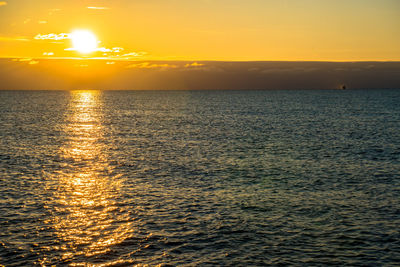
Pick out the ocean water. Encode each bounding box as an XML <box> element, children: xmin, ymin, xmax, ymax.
<box><xmin>0</xmin><ymin>89</ymin><xmax>399</xmax><ymax>266</ymax></box>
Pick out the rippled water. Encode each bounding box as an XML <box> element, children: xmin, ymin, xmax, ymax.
<box><xmin>1</xmin><ymin>90</ymin><xmax>400</xmax><ymax>266</ymax></box>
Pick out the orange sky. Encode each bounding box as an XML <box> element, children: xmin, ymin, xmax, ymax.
<box><xmin>0</xmin><ymin>0</ymin><xmax>399</xmax><ymax>61</ymax></box>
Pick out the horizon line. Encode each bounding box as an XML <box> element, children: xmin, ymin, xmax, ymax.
<box><xmin>1</xmin><ymin>56</ymin><xmax>400</xmax><ymax>63</ymax></box>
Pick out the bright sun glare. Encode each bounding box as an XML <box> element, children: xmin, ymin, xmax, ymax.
<box><xmin>70</xmin><ymin>30</ymin><xmax>98</xmax><ymax>54</ymax></box>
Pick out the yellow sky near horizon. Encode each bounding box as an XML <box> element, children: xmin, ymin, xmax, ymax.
<box><xmin>0</xmin><ymin>0</ymin><xmax>399</xmax><ymax>61</ymax></box>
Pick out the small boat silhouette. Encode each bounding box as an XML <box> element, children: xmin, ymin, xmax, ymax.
<box><xmin>341</xmin><ymin>85</ymin><xmax>346</xmax><ymax>90</ymax></box>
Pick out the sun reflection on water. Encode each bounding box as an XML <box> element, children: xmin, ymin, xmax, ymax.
<box><xmin>46</xmin><ymin>90</ymin><xmax>133</xmax><ymax>264</ymax></box>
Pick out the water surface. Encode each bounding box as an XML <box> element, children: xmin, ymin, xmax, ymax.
<box><xmin>1</xmin><ymin>90</ymin><xmax>399</xmax><ymax>265</ymax></box>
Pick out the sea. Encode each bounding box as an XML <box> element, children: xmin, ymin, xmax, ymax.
<box><xmin>0</xmin><ymin>90</ymin><xmax>399</xmax><ymax>266</ymax></box>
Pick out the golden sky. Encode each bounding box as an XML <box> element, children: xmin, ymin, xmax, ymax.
<box><xmin>0</xmin><ymin>0</ymin><xmax>399</xmax><ymax>61</ymax></box>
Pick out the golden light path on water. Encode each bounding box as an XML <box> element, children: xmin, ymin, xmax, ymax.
<box><xmin>45</xmin><ymin>90</ymin><xmax>134</xmax><ymax>265</ymax></box>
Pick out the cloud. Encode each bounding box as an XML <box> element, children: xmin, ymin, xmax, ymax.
<box><xmin>124</xmin><ymin>61</ymin><xmax>215</xmax><ymax>72</ymax></box>
<box><xmin>43</xmin><ymin>52</ymin><xmax>54</xmax><ymax>56</ymax></box>
<box><xmin>97</xmin><ymin>47</ymin><xmax>111</xmax><ymax>52</ymax></box>
<box><xmin>185</xmin><ymin>62</ymin><xmax>205</xmax><ymax>68</ymax></box>
<box><xmin>87</xmin><ymin>6</ymin><xmax>110</xmax><ymax>10</ymax></box>
<box><xmin>34</xmin><ymin>33</ymin><xmax>70</xmax><ymax>40</ymax></box>
<box><xmin>64</xmin><ymin>46</ymin><xmax>127</xmax><ymax>54</ymax></box>
<box><xmin>0</xmin><ymin>1</ymin><xmax>7</xmax><ymax>7</ymax></box>
<box><xmin>97</xmin><ymin>47</ymin><xmax>124</xmax><ymax>53</ymax></box>
<box><xmin>34</xmin><ymin>32</ymin><xmax>145</xmax><ymax>60</ymax></box>
<box><xmin>180</xmin><ymin>62</ymin><xmax>221</xmax><ymax>72</ymax></box>
<box><xmin>95</xmin><ymin>49</ymin><xmax>147</xmax><ymax>59</ymax></box>
<box><xmin>48</xmin><ymin>8</ymin><xmax>61</xmax><ymax>15</ymax></box>
<box><xmin>13</xmin><ymin>58</ymin><xmax>32</xmax><ymax>62</ymax></box>
<box><xmin>65</xmin><ymin>44</ymin><xmax>125</xmax><ymax>54</ymax></box>
<box><xmin>260</xmin><ymin>67</ymin><xmax>319</xmax><ymax>74</ymax></box>
<box><xmin>112</xmin><ymin>47</ymin><xmax>124</xmax><ymax>53</ymax></box>
<box><xmin>38</xmin><ymin>20</ymin><xmax>48</xmax><ymax>24</ymax></box>
<box><xmin>63</xmin><ymin>46</ymin><xmax>145</xmax><ymax>60</ymax></box>
<box><xmin>126</xmin><ymin>62</ymin><xmax>178</xmax><ymax>69</ymax></box>
<box><xmin>0</xmin><ymin>36</ymin><xmax>29</xmax><ymax>42</ymax></box>
<box><xmin>12</xmin><ymin>58</ymin><xmax>39</xmax><ymax>65</ymax></box>
<box><xmin>119</xmin><ymin>52</ymin><xmax>146</xmax><ymax>58</ymax></box>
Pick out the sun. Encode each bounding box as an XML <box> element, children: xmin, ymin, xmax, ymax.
<box><xmin>70</xmin><ymin>30</ymin><xmax>98</xmax><ymax>54</ymax></box>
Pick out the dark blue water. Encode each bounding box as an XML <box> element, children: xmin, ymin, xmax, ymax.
<box><xmin>1</xmin><ymin>90</ymin><xmax>399</xmax><ymax>266</ymax></box>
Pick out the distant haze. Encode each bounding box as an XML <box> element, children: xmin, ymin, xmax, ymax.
<box><xmin>0</xmin><ymin>59</ymin><xmax>399</xmax><ymax>90</ymax></box>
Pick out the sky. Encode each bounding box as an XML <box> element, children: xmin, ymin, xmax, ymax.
<box><xmin>0</xmin><ymin>0</ymin><xmax>399</xmax><ymax>61</ymax></box>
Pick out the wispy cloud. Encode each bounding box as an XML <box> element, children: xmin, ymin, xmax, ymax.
<box><xmin>0</xmin><ymin>1</ymin><xmax>7</xmax><ymax>7</ymax></box>
<box><xmin>260</xmin><ymin>67</ymin><xmax>319</xmax><ymax>74</ymax></box>
<box><xmin>96</xmin><ymin>51</ymin><xmax>147</xmax><ymax>60</ymax></box>
<box><xmin>97</xmin><ymin>47</ymin><xmax>124</xmax><ymax>53</ymax></box>
<box><xmin>34</xmin><ymin>33</ymin><xmax>70</xmax><ymax>40</ymax></box>
<box><xmin>118</xmin><ymin>52</ymin><xmax>146</xmax><ymax>58</ymax></box>
<box><xmin>13</xmin><ymin>58</ymin><xmax>31</xmax><ymax>62</ymax></box>
<box><xmin>12</xmin><ymin>58</ymin><xmax>39</xmax><ymax>65</ymax></box>
<box><xmin>48</xmin><ymin>8</ymin><xmax>61</xmax><ymax>15</ymax></box>
<box><xmin>180</xmin><ymin>62</ymin><xmax>218</xmax><ymax>72</ymax></box>
<box><xmin>38</xmin><ymin>21</ymin><xmax>47</xmax><ymax>24</ymax></box>
<box><xmin>125</xmin><ymin>62</ymin><xmax>213</xmax><ymax>71</ymax></box>
<box><xmin>34</xmin><ymin>31</ymin><xmax>145</xmax><ymax>60</ymax></box>
<box><xmin>185</xmin><ymin>62</ymin><xmax>205</xmax><ymax>68</ymax></box>
<box><xmin>0</xmin><ymin>36</ymin><xmax>30</xmax><ymax>42</ymax></box>
<box><xmin>64</xmin><ymin>46</ymin><xmax>145</xmax><ymax>60</ymax></box>
<box><xmin>127</xmin><ymin>62</ymin><xmax>178</xmax><ymax>69</ymax></box>
<box><xmin>87</xmin><ymin>6</ymin><xmax>109</xmax><ymax>10</ymax></box>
